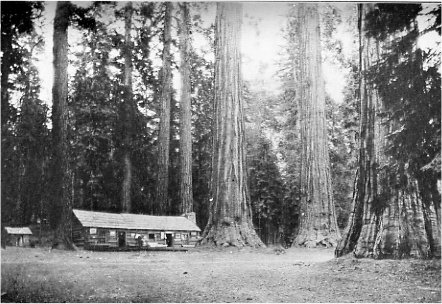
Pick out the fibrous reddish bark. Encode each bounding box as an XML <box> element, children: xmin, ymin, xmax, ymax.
<box><xmin>335</xmin><ymin>4</ymin><xmax>432</xmax><ymax>259</ymax></box>
<box><xmin>51</xmin><ymin>1</ymin><xmax>75</xmax><ymax>249</ymax></box>
<box><xmin>294</xmin><ymin>3</ymin><xmax>340</xmax><ymax>248</ymax></box>
<box><xmin>156</xmin><ymin>3</ymin><xmax>173</xmax><ymax>215</ymax></box>
<box><xmin>201</xmin><ymin>3</ymin><xmax>264</xmax><ymax>248</ymax></box>
<box><xmin>179</xmin><ymin>3</ymin><xmax>193</xmax><ymax>214</ymax></box>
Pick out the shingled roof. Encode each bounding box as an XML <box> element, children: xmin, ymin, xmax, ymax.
<box><xmin>73</xmin><ymin>209</ymin><xmax>201</xmax><ymax>232</ymax></box>
<box><xmin>5</xmin><ymin>227</ymin><xmax>33</xmax><ymax>235</ymax></box>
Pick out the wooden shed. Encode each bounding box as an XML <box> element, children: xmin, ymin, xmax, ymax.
<box><xmin>72</xmin><ymin>209</ymin><xmax>201</xmax><ymax>250</ymax></box>
<box><xmin>4</xmin><ymin>227</ymin><xmax>33</xmax><ymax>247</ymax></box>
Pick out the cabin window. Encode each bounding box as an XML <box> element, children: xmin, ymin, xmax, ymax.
<box><xmin>90</xmin><ymin>228</ymin><xmax>97</xmax><ymax>235</ymax></box>
<box><xmin>148</xmin><ymin>233</ymin><xmax>155</xmax><ymax>240</ymax></box>
<box><xmin>191</xmin><ymin>231</ymin><xmax>197</xmax><ymax>236</ymax></box>
<box><xmin>109</xmin><ymin>230</ymin><xmax>116</xmax><ymax>238</ymax></box>
<box><xmin>182</xmin><ymin>233</ymin><xmax>189</xmax><ymax>240</ymax></box>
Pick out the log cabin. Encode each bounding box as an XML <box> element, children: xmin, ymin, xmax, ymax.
<box><xmin>72</xmin><ymin>209</ymin><xmax>201</xmax><ymax>250</ymax></box>
<box><xmin>4</xmin><ymin>227</ymin><xmax>33</xmax><ymax>247</ymax></box>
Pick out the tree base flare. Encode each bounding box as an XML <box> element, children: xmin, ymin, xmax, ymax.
<box><xmin>200</xmin><ymin>222</ymin><xmax>265</xmax><ymax>248</ymax></box>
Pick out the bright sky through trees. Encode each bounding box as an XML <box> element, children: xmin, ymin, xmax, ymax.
<box><xmin>35</xmin><ymin>2</ymin><xmax>439</xmax><ymax>108</ymax></box>
<box><xmin>35</xmin><ymin>2</ymin><xmax>349</xmax><ymax>106</ymax></box>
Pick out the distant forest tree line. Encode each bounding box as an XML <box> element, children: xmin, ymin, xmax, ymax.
<box><xmin>1</xmin><ymin>2</ymin><xmax>440</xmax><ymax>258</ymax></box>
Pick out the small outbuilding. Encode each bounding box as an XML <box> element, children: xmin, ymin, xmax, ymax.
<box><xmin>4</xmin><ymin>227</ymin><xmax>33</xmax><ymax>247</ymax></box>
<box><xmin>72</xmin><ymin>209</ymin><xmax>201</xmax><ymax>250</ymax></box>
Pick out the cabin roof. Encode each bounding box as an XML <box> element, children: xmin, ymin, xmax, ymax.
<box><xmin>4</xmin><ymin>227</ymin><xmax>33</xmax><ymax>235</ymax></box>
<box><xmin>73</xmin><ymin>209</ymin><xmax>201</xmax><ymax>232</ymax></box>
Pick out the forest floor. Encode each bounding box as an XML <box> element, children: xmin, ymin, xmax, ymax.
<box><xmin>1</xmin><ymin>246</ymin><xmax>440</xmax><ymax>303</ymax></box>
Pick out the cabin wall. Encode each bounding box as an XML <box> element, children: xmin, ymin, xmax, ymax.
<box><xmin>77</xmin><ymin>227</ymin><xmax>200</xmax><ymax>250</ymax></box>
<box><xmin>84</xmin><ymin>227</ymin><xmax>118</xmax><ymax>249</ymax></box>
<box><xmin>6</xmin><ymin>234</ymin><xmax>30</xmax><ymax>246</ymax></box>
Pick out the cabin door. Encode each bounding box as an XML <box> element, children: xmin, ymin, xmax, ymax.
<box><xmin>166</xmin><ymin>233</ymin><xmax>173</xmax><ymax>247</ymax></box>
<box><xmin>118</xmin><ymin>231</ymin><xmax>126</xmax><ymax>247</ymax></box>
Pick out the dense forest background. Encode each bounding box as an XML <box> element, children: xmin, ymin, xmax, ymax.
<box><xmin>1</xmin><ymin>2</ymin><xmax>440</xmax><ymax>254</ymax></box>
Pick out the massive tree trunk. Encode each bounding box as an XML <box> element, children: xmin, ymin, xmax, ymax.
<box><xmin>156</xmin><ymin>3</ymin><xmax>173</xmax><ymax>215</ymax></box>
<box><xmin>178</xmin><ymin>3</ymin><xmax>193</xmax><ymax>214</ymax></box>
<box><xmin>201</xmin><ymin>3</ymin><xmax>264</xmax><ymax>248</ymax></box>
<box><xmin>121</xmin><ymin>2</ymin><xmax>133</xmax><ymax>213</ymax></box>
<box><xmin>335</xmin><ymin>4</ymin><xmax>430</xmax><ymax>259</ymax></box>
<box><xmin>51</xmin><ymin>1</ymin><xmax>75</xmax><ymax>249</ymax></box>
<box><xmin>293</xmin><ymin>3</ymin><xmax>340</xmax><ymax>248</ymax></box>
<box><xmin>418</xmin><ymin>173</ymin><xmax>441</xmax><ymax>257</ymax></box>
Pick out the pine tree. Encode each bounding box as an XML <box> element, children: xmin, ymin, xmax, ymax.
<box><xmin>121</xmin><ymin>2</ymin><xmax>134</xmax><ymax>213</ymax></box>
<box><xmin>1</xmin><ymin>1</ymin><xmax>44</xmax><ymax>226</ymax></box>
<box><xmin>69</xmin><ymin>2</ymin><xmax>120</xmax><ymax>212</ymax></box>
<box><xmin>15</xmin><ymin>34</ymin><xmax>49</xmax><ymax>225</ymax></box>
<box><xmin>248</xmin><ymin>136</ymin><xmax>285</xmax><ymax>245</ymax></box>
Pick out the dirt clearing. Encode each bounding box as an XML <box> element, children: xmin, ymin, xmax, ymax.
<box><xmin>1</xmin><ymin>246</ymin><xmax>440</xmax><ymax>302</ymax></box>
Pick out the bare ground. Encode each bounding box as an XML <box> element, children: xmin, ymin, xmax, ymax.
<box><xmin>1</xmin><ymin>246</ymin><xmax>440</xmax><ymax>303</ymax></box>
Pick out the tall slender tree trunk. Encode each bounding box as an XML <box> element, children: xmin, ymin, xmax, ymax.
<box><xmin>335</xmin><ymin>4</ymin><xmax>430</xmax><ymax>259</ymax></box>
<box><xmin>201</xmin><ymin>3</ymin><xmax>264</xmax><ymax>248</ymax></box>
<box><xmin>1</xmin><ymin>29</ymin><xmax>12</xmax><ymax>129</ymax></box>
<box><xmin>179</xmin><ymin>3</ymin><xmax>193</xmax><ymax>214</ymax></box>
<box><xmin>293</xmin><ymin>3</ymin><xmax>340</xmax><ymax>248</ymax></box>
<box><xmin>121</xmin><ymin>2</ymin><xmax>133</xmax><ymax>213</ymax></box>
<box><xmin>51</xmin><ymin>1</ymin><xmax>74</xmax><ymax>249</ymax></box>
<box><xmin>156</xmin><ymin>3</ymin><xmax>173</xmax><ymax>215</ymax></box>
<box><xmin>1</xmin><ymin>10</ymin><xmax>14</xmax><ymax>225</ymax></box>
<box><xmin>15</xmin><ymin>153</ymin><xmax>24</xmax><ymax>224</ymax></box>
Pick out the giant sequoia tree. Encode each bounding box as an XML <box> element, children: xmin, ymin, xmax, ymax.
<box><xmin>293</xmin><ymin>3</ymin><xmax>340</xmax><ymax>248</ymax></box>
<box><xmin>201</xmin><ymin>3</ymin><xmax>264</xmax><ymax>247</ymax></box>
<box><xmin>156</xmin><ymin>3</ymin><xmax>173</xmax><ymax>214</ymax></box>
<box><xmin>51</xmin><ymin>1</ymin><xmax>74</xmax><ymax>249</ymax></box>
<box><xmin>335</xmin><ymin>4</ymin><xmax>437</xmax><ymax>259</ymax></box>
<box><xmin>365</xmin><ymin>4</ymin><xmax>441</xmax><ymax>257</ymax></box>
<box><xmin>178</xmin><ymin>3</ymin><xmax>193</xmax><ymax>214</ymax></box>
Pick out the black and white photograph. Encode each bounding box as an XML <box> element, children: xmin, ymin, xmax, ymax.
<box><xmin>1</xmin><ymin>1</ymin><xmax>441</xmax><ymax>302</ymax></box>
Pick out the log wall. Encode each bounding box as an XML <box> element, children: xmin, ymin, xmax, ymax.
<box><xmin>72</xmin><ymin>223</ymin><xmax>200</xmax><ymax>250</ymax></box>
